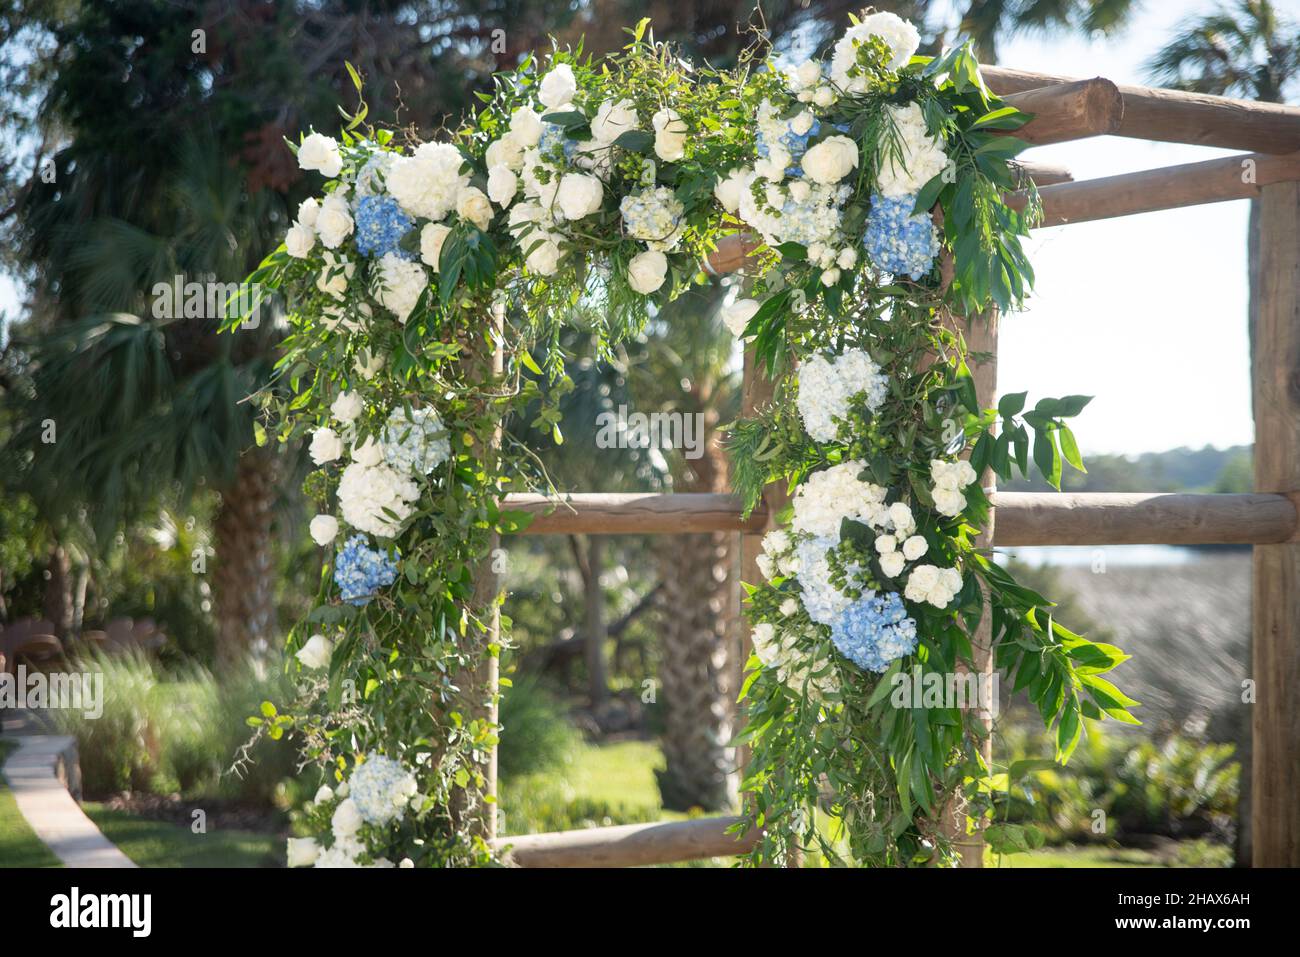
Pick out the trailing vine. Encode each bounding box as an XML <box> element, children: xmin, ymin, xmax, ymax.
<box><xmin>229</xmin><ymin>9</ymin><xmax>1136</xmax><ymax>870</ymax></box>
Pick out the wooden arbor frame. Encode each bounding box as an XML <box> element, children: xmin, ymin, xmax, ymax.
<box><xmin>486</xmin><ymin>69</ymin><xmax>1300</xmax><ymax>867</ymax></box>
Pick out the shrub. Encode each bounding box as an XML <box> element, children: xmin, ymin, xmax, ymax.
<box><xmin>496</xmin><ymin>676</ymin><xmax>583</xmax><ymax>778</ymax></box>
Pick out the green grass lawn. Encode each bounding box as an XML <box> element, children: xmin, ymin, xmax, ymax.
<box><xmin>0</xmin><ymin>739</ymin><xmax>64</xmax><ymax>868</ymax></box>
<box><xmin>990</xmin><ymin>845</ymin><xmax>1163</xmax><ymax>868</ymax></box>
<box><xmin>81</xmin><ymin>803</ymin><xmax>281</xmax><ymax>868</ymax></box>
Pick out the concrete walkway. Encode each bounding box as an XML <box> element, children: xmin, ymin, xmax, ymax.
<box><xmin>2</xmin><ymin>732</ymin><xmax>136</xmax><ymax>868</ymax></box>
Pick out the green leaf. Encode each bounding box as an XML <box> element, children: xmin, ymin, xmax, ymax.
<box><xmin>1058</xmin><ymin>424</ymin><xmax>1085</xmax><ymax>472</ymax></box>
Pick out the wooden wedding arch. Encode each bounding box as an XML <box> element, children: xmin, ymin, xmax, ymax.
<box><xmin>481</xmin><ymin>67</ymin><xmax>1300</xmax><ymax>868</ymax></box>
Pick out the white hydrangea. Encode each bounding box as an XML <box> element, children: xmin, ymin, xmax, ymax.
<box><xmin>386</xmin><ymin>141</ymin><xmax>471</xmax><ymax>221</ymax></box>
<box><xmin>336</xmin><ymin>462</ymin><xmax>419</xmax><ymax>537</ymax></box>
<box><xmin>737</xmin><ymin>170</ymin><xmax>850</xmax><ymax>250</ymax></box>
<box><xmin>793</xmin><ymin>534</ymin><xmax>860</xmax><ymax>625</ymax></box>
<box><xmin>354</xmin><ymin>149</ymin><xmax>396</xmax><ymax>198</ymax></box>
<box><xmin>791</xmin><ymin>460</ymin><xmax>888</xmax><ymax>539</ymax></box>
<box><xmin>796</xmin><ymin>349</ymin><xmax>889</xmax><ymax>443</ymax></box>
<box><xmin>877</xmin><ymin>102</ymin><xmax>948</xmax><ymax>197</ymax></box>
<box><xmin>380</xmin><ymin>407</ymin><xmax>451</xmax><ymax>475</ymax></box>
<box><xmin>349</xmin><ymin>753</ymin><xmax>418</xmax><ymax>826</ymax></box>
<box><xmin>372</xmin><ymin>254</ymin><xmax>428</xmax><ymax>323</ymax></box>
<box><xmin>830</xmin><ymin>12</ymin><xmax>921</xmax><ymax>93</ymax></box>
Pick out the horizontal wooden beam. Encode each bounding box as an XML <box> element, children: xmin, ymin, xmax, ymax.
<box><xmin>994</xmin><ymin>491</ymin><xmax>1297</xmax><ymax>546</ymax></box>
<box><xmin>493</xmin><ymin>816</ymin><xmax>757</xmax><ymax>867</ymax></box>
<box><xmin>506</xmin><ymin>491</ymin><xmax>768</xmax><ymax>534</ymax></box>
<box><xmin>1010</xmin><ymin>159</ymin><xmax>1073</xmax><ymax>186</ymax></box>
<box><xmin>1008</xmin><ymin>150</ymin><xmax>1300</xmax><ymax>227</ymax></box>
<box><xmin>1001</xmin><ymin>79</ymin><xmax>1123</xmax><ymax>146</ymax></box>
<box><xmin>982</xmin><ymin>65</ymin><xmax>1300</xmax><ymax>154</ymax></box>
<box><xmin>505</xmin><ymin>491</ymin><xmax>1299</xmax><ymax>545</ymax></box>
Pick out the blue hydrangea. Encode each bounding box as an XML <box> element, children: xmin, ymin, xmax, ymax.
<box><xmin>829</xmin><ymin>591</ymin><xmax>918</xmax><ymax>673</ymax></box>
<box><xmin>334</xmin><ymin>534</ymin><xmax>398</xmax><ymax>606</ymax></box>
<box><xmin>539</xmin><ymin>122</ymin><xmax>578</xmax><ymax>161</ymax></box>
<box><xmin>758</xmin><ymin>117</ymin><xmax>821</xmax><ymax>177</ymax></box>
<box><xmin>353</xmin><ymin>195</ymin><xmax>414</xmax><ymax>260</ymax></box>
<box><xmin>862</xmin><ymin>193</ymin><xmax>941</xmax><ymax>279</ymax></box>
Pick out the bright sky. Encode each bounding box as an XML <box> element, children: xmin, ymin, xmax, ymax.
<box><xmin>937</xmin><ymin>0</ymin><xmax>1300</xmax><ymax>455</ymax></box>
<box><xmin>2</xmin><ymin>1</ymin><xmax>1294</xmax><ymax>456</ymax></box>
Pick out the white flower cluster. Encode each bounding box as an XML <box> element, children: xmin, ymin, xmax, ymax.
<box><xmin>877</xmin><ymin>102</ymin><xmax>949</xmax><ymax>198</ymax></box>
<box><xmin>829</xmin><ymin>11</ymin><xmax>921</xmax><ymax>93</ymax></box>
<box><xmin>930</xmin><ymin>458</ymin><xmax>979</xmax><ymax>517</ymax></box>
<box><xmin>478</xmin><ymin>62</ymin><xmax>692</xmax><ymax>293</ymax></box>
<box><xmin>380</xmin><ymin>407</ymin><xmax>451</xmax><ymax>475</ymax></box>
<box><xmin>386</xmin><ymin>141</ymin><xmax>471</xmax><ymax>222</ymax></box>
<box><xmin>288</xmin><ymin>757</ymin><xmax>420</xmax><ymax>869</ymax></box>
<box><xmin>287</xmin><ymin>190</ymin><xmax>355</xmax><ymax>258</ymax></box>
<box><xmin>337</xmin><ymin>456</ymin><xmax>419</xmax><ymax>537</ymax></box>
<box><xmin>751</xmin><ymin>620</ymin><xmax>840</xmax><ymax>699</ymax></box>
<box><xmin>796</xmin><ymin>349</ymin><xmax>889</xmax><ymax>443</ymax></box>
<box><xmin>760</xmin><ymin>461</ymin><xmax>966</xmax><ymax>622</ymax></box>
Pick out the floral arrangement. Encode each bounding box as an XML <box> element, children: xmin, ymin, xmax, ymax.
<box><xmin>233</xmin><ymin>11</ymin><xmax>1136</xmax><ymax>869</ymax></box>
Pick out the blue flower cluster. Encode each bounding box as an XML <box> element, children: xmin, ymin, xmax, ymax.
<box><xmin>353</xmin><ymin>195</ymin><xmax>415</xmax><ymax>260</ymax></box>
<box><xmin>334</xmin><ymin>534</ymin><xmax>398</xmax><ymax>606</ymax></box>
<box><xmin>829</xmin><ymin>591</ymin><xmax>918</xmax><ymax>673</ymax></box>
<box><xmin>862</xmin><ymin>193</ymin><xmax>941</xmax><ymax>279</ymax></box>
<box><xmin>758</xmin><ymin>116</ymin><xmax>822</xmax><ymax>176</ymax></box>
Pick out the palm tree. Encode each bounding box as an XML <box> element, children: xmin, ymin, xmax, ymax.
<box><xmin>955</xmin><ymin>0</ymin><xmax>1138</xmax><ymax>63</ymax></box>
<box><xmin>1145</xmin><ymin>0</ymin><xmax>1299</xmax><ymax>870</ymax></box>
<box><xmin>626</xmin><ymin>286</ymin><xmax>742</xmax><ymax>812</ymax></box>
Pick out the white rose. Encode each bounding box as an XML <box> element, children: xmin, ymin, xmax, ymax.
<box><xmin>485</xmin><ymin>133</ymin><xmax>525</xmax><ymax>171</ymax></box>
<box><xmin>315</xmin><ymin>253</ymin><xmax>353</xmax><ymax>299</ymax></box>
<box><xmin>626</xmin><ymin>249</ymin><xmax>668</xmax><ymax>294</ymax></box>
<box><xmin>814</xmin><ymin>87</ymin><xmax>835</xmax><ymax>108</ymax></box>
<box><xmin>315</xmin><ymin>193</ymin><xmax>354</xmax><ymax>248</ymax></box>
<box><xmin>904</xmin><ymin>564</ymin><xmax>941</xmax><ymax>604</ymax></box>
<box><xmin>298</xmin><ymin>133</ymin><xmax>342</xmax><ymax>178</ymax></box>
<box><xmin>297</xmin><ymin>197</ymin><xmax>321</xmax><ymax>228</ymax></box>
<box><xmin>875</xmin><ymin>534</ymin><xmax>898</xmax><ymax>554</ymax></box>
<box><xmin>295</xmin><ymin>633</ymin><xmax>332</xmax><ymax>670</ymax></box>
<box><xmin>309</xmin><ymin>428</ymin><xmax>343</xmax><ymax>465</ymax></box>
<box><xmin>755</xmin><ymin>145</ymin><xmax>791</xmax><ymax>181</ymax></box>
<box><xmin>780</xmin><ymin>598</ymin><xmax>799</xmax><ymax>616</ymax></box>
<box><xmin>526</xmin><ymin>237</ymin><xmax>562</xmax><ymax>276</ymax></box>
<box><xmin>287</xmin><ymin>837</ymin><xmax>321</xmax><ymax>868</ymax></box>
<box><xmin>820</xmin><ymin>268</ymin><xmax>841</xmax><ymax>287</ymax></box>
<box><xmin>509</xmin><ymin>107</ymin><xmax>544</xmax><ymax>147</ymax></box>
<box><xmin>309</xmin><ymin>514</ymin><xmax>339</xmax><ymax>546</ymax></box>
<box><xmin>313</xmin><ymin>785</ymin><xmax>335</xmax><ymax>805</ymax></box>
<box><xmin>556</xmin><ymin>173</ymin><xmax>604</xmax><ymax>220</ymax></box>
<box><xmin>880</xmin><ymin>552</ymin><xmax>906</xmax><ymax>578</ymax></box>
<box><xmin>331</xmin><ymin>391</ymin><xmax>363</xmax><ymax>424</ymax></box>
<box><xmin>801</xmin><ymin>135</ymin><xmax>859</xmax><ymax>185</ymax></box>
<box><xmin>902</xmin><ymin>535</ymin><xmax>929</xmax><ymax>561</ymax></box>
<box><xmin>838</xmin><ymin>247</ymin><xmax>858</xmax><ymax>270</ymax></box>
<box><xmin>933</xmin><ymin>487</ymin><xmax>966</xmax><ymax>517</ymax></box>
<box><xmin>457</xmin><ymin>186</ymin><xmax>493</xmax><ymax>230</ymax></box>
<box><xmin>331</xmin><ymin>798</ymin><xmax>363</xmax><ymax>839</ymax></box>
<box><xmin>889</xmin><ymin>502</ymin><xmax>915</xmax><ymax>534</ymax></box>
<box><xmin>487</xmin><ymin>165</ymin><xmax>518</xmax><ymax>207</ymax></box>
<box><xmin>713</xmin><ymin>168</ymin><xmax>749</xmax><ymax>214</ymax></box>
<box><xmin>652</xmin><ymin>108</ymin><xmax>687</xmax><ymax>161</ymax></box>
<box><xmin>721</xmin><ymin>298</ymin><xmax>760</xmax><ymax>337</ymax></box>
<box><xmin>420</xmin><ymin>223</ymin><xmax>452</xmax><ymax>271</ymax></box>
<box><xmin>351</xmin><ymin>435</ymin><xmax>384</xmax><ymax>467</ymax></box>
<box><xmin>285</xmin><ymin>223</ymin><xmax>315</xmax><ymax>259</ymax></box>
<box><xmin>538</xmin><ymin>63</ymin><xmax>577</xmax><ymax>109</ymax></box>
<box><xmin>790</xmin><ymin>111</ymin><xmax>815</xmax><ymax>136</ymax></box>
<box><xmin>591</xmin><ymin>99</ymin><xmax>639</xmax><ymax>146</ymax></box>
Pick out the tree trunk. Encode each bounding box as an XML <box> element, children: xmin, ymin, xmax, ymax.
<box><xmin>211</xmin><ymin>447</ymin><xmax>278</xmax><ymax>673</ymax></box>
<box><xmin>583</xmin><ymin>536</ymin><xmax>609</xmax><ymax>708</ymax></box>
<box><xmin>42</xmin><ymin>543</ymin><xmax>74</xmax><ymax>638</ymax></box>
<box><xmin>655</xmin><ymin>405</ymin><xmax>735</xmax><ymax>812</ymax></box>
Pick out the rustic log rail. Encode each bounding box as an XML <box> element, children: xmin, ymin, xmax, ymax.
<box><xmin>504</xmin><ymin>491</ymin><xmax>1298</xmax><ymax>545</ymax></box>
<box><xmin>493</xmin><ymin>815</ymin><xmax>756</xmax><ymax>867</ymax></box>
<box><xmin>499</xmin><ymin>69</ymin><xmax>1300</xmax><ymax>868</ymax></box>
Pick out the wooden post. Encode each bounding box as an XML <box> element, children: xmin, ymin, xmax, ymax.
<box><xmin>1251</xmin><ymin>180</ymin><xmax>1300</xmax><ymax>867</ymax></box>
<box><xmin>942</xmin><ymin>307</ymin><xmax>999</xmax><ymax>868</ymax></box>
